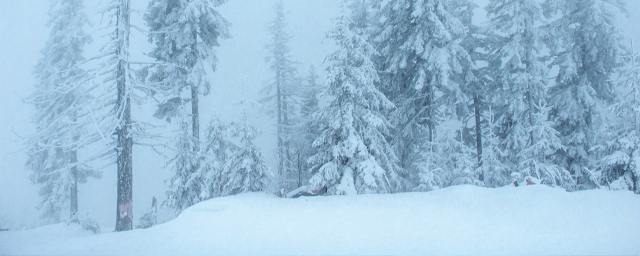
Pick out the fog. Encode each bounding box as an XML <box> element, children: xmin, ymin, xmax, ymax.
<box><xmin>1</xmin><ymin>0</ymin><xmax>639</xmax><ymax>230</ymax></box>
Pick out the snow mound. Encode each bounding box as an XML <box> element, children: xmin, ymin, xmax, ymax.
<box><xmin>1</xmin><ymin>185</ymin><xmax>639</xmax><ymax>255</ymax></box>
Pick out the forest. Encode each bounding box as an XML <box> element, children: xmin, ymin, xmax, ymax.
<box><xmin>11</xmin><ymin>0</ymin><xmax>640</xmax><ymax>235</ymax></box>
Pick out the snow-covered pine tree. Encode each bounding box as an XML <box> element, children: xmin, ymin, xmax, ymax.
<box><xmin>200</xmin><ymin>115</ymin><xmax>236</xmax><ymax>198</ymax></box>
<box><xmin>262</xmin><ymin>1</ymin><xmax>300</xmax><ymax>192</ymax></box>
<box><xmin>544</xmin><ymin>0</ymin><xmax>626</xmax><ymax>185</ymax></box>
<box><xmin>145</xmin><ymin>0</ymin><xmax>230</xmax><ymax>209</ymax></box>
<box><xmin>163</xmin><ymin>105</ymin><xmax>205</xmax><ymax>213</ymax></box>
<box><xmin>415</xmin><ymin>122</ymin><xmax>480</xmax><ymax>190</ymax></box>
<box><xmin>99</xmin><ymin>0</ymin><xmax>135</xmax><ymax>232</ymax></box>
<box><xmin>480</xmin><ymin>108</ymin><xmax>510</xmax><ymax>187</ymax></box>
<box><xmin>449</xmin><ymin>128</ymin><xmax>482</xmax><ymax>186</ymax></box>
<box><xmin>374</xmin><ymin>0</ymin><xmax>473</xmax><ymax>187</ymax></box>
<box><xmin>443</xmin><ymin>0</ymin><xmax>483</xmax><ymax>186</ymax></box>
<box><xmin>88</xmin><ymin>0</ymin><xmax>157</xmax><ymax>231</ymax></box>
<box><xmin>145</xmin><ymin>0</ymin><xmax>230</xmax><ymax>144</ymax></box>
<box><xmin>515</xmin><ymin>102</ymin><xmax>573</xmax><ymax>187</ymax></box>
<box><xmin>26</xmin><ymin>0</ymin><xmax>100</xmax><ymax>223</ymax></box>
<box><xmin>309</xmin><ymin>2</ymin><xmax>401</xmax><ymax>195</ymax></box>
<box><xmin>348</xmin><ymin>0</ymin><xmax>378</xmax><ymax>33</ymax></box>
<box><xmin>219</xmin><ymin>86</ymin><xmax>272</xmax><ymax>196</ymax></box>
<box><xmin>597</xmin><ymin>41</ymin><xmax>640</xmax><ymax>193</ymax></box>
<box><xmin>448</xmin><ymin>0</ymin><xmax>487</xmax><ymax>173</ymax></box>
<box><xmin>291</xmin><ymin>65</ymin><xmax>322</xmax><ymax>188</ymax></box>
<box><xmin>486</xmin><ymin>0</ymin><xmax>566</xmax><ymax>185</ymax></box>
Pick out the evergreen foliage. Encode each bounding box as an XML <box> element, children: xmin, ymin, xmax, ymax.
<box><xmin>309</xmin><ymin>2</ymin><xmax>401</xmax><ymax>195</ymax></box>
<box><xmin>26</xmin><ymin>0</ymin><xmax>100</xmax><ymax>223</ymax></box>
<box><xmin>262</xmin><ymin>1</ymin><xmax>300</xmax><ymax>192</ymax></box>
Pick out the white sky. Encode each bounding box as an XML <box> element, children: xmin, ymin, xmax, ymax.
<box><xmin>0</xmin><ymin>0</ymin><xmax>638</xmax><ymax>229</ymax></box>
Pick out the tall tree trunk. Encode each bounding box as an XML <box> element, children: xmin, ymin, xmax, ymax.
<box><xmin>474</xmin><ymin>95</ymin><xmax>483</xmax><ymax>182</ymax></box>
<box><xmin>70</xmin><ymin>150</ymin><xmax>79</xmax><ymax>219</ymax></box>
<box><xmin>297</xmin><ymin>151</ymin><xmax>302</xmax><ymax>188</ymax></box>
<box><xmin>427</xmin><ymin>89</ymin><xmax>434</xmax><ymax>143</ymax></box>
<box><xmin>527</xmin><ymin>86</ymin><xmax>534</xmax><ymax>144</ymax></box>
<box><xmin>474</xmin><ymin>96</ymin><xmax>483</xmax><ymax>166</ymax></box>
<box><xmin>282</xmin><ymin>96</ymin><xmax>290</xmax><ymax>190</ymax></box>
<box><xmin>191</xmin><ymin>85</ymin><xmax>201</xmax><ymax>195</ymax></box>
<box><xmin>276</xmin><ymin>72</ymin><xmax>284</xmax><ymax>189</ymax></box>
<box><xmin>115</xmin><ymin>0</ymin><xmax>133</xmax><ymax>232</ymax></box>
<box><xmin>70</xmin><ymin>114</ymin><xmax>79</xmax><ymax>219</ymax></box>
<box><xmin>191</xmin><ymin>85</ymin><xmax>200</xmax><ymax>146</ymax></box>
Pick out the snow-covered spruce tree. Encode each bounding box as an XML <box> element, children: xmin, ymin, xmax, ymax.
<box><xmin>448</xmin><ymin>0</ymin><xmax>489</xmax><ymax>174</ymax></box>
<box><xmin>415</xmin><ymin>142</ymin><xmax>444</xmax><ymax>191</ymax></box>
<box><xmin>291</xmin><ymin>65</ymin><xmax>322</xmax><ymax>188</ymax></box>
<box><xmin>309</xmin><ymin>3</ymin><xmax>401</xmax><ymax>195</ymax></box>
<box><xmin>219</xmin><ymin>89</ymin><xmax>273</xmax><ymax>196</ymax></box>
<box><xmin>449</xmin><ymin>128</ymin><xmax>482</xmax><ymax>186</ymax></box>
<box><xmin>445</xmin><ymin>0</ymin><xmax>484</xmax><ymax>185</ymax></box>
<box><xmin>515</xmin><ymin>103</ymin><xmax>573</xmax><ymax>187</ymax></box>
<box><xmin>596</xmin><ymin>42</ymin><xmax>640</xmax><ymax>193</ymax></box>
<box><xmin>136</xmin><ymin>197</ymin><xmax>158</xmax><ymax>229</ymax></box>
<box><xmin>415</xmin><ymin>123</ymin><xmax>480</xmax><ymax>191</ymax></box>
<box><xmin>348</xmin><ymin>0</ymin><xmax>379</xmax><ymax>33</ymax></box>
<box><xmin>480</xmin><ymin>108</ymin><xmax>510</xmax><ymax>187</ymax></box>
<box><xmin>89</xmin><ymin>0</ymin><xmax>160</xmax><ymax>231</ymax></box>
<box><xmin>26</xmin><ymin>0</ymin><xmax>100</xmax><ymax>223</ymax></box>
<box><xmin>98</xmin><ymin>0</ymin><xmax>135</xmax><ymax>232</ymax></box>
<box><xmin>262</xmin><ymin>1</ymin><xmax>300</xmax><ymax>192</ymax></box>
<box><xmin>485</xmin><ymin>0</ymin><xmax>564</xmax><ymax>184</ymax></box>
<box><xmin>200</xmin><ymin>115</ymin><xmax>236</xmax><ymax>198</ymax></box>
<box><xmin>374</xmin><ymin>0</ymin><xmax>474</xmax><ymax>187</ymax></box>
<box><xmin>145</xmin><ymin>0</ymin><xmax>230</xmax><ymax>210</ymax></box>
<box><xmin>544</xmin><ymin>0</ymin><xmax>626</xmax><ymax>185</ymax></box>
<box><xmin>163</xmin><ymin>105</ymin><xmax>205</xmax><ymax>213</ymax></box>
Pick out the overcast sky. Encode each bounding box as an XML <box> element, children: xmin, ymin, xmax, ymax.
<box><xmin>0</xmin><ymin>0</ymin><xmax>638</xmax><ymax>229</ymax></box>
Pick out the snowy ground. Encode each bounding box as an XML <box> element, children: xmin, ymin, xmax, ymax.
<box><xmin>1</xmin><ymin>185</ymin><xmax>639</xmax><ymax>255</ymax></box>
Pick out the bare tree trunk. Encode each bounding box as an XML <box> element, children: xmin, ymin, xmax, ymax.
<box><xmin>427</xmin><ymin>89</ymin><xmax>434</xmax><ymax>143</ymax></box>
<box><xmin>191</xmin><ymin>86</ymin><xmax>200</xmax><ymax>149</ymax></box>
<box><xmin>282</xmin><ymin>96</ymin><xmax>290</xmax><ymax>191</ymax></box>
<box><xmin>70</xmin><ymin>114</ymin><xmax>79</xmax><ymax>219</ymax></box>
<box><xmin>297</xmin><ymin>151</ymin><xmax>302</xmax><ymax>188</ymax></box>
<box><xmin>191</xmin><ymin>85</ymin><xmax>202</xmax><ymax>195</ymax></box>
<box><xmin>70</xmin><ymin>150</ymin><xmax>79</xmax><ymax>219</ymax></box>
<box><xmin>115</xmin><ymin>0</ymin><xmax>133</xmax><ymax>232</ymax></box>
<box><xmin>474</xmin><ymin>96</ymin><xmax>483</xmax><ymax>164</ymax></box>
<box><xmin>527</xmin><ymin>86</ymin><xmax>534</xmax><ymax>144</ymax></box>
<box><xmin>474</xmin><ymin>95</ymin><xmax>483</xmax><ymax>176</ymax></box>
<box><xmin>276</xmin><ymin>72</ymin><xmax>284</xmax><ymax>190</ymax></box>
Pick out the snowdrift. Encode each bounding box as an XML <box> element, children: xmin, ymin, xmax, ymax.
<box><xmin>1</xmin><ymin>185</ymin><xmax>639</xmax><ymax>255</ymax></box>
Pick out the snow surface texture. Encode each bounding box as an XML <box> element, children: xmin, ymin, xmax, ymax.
<box><xmin>1</xmin><ymin>185</ymin><xmax>639</xmax><ymax>255</ymax></box>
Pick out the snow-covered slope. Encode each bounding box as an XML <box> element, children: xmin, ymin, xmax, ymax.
<box><xmin>1</xmin><ymin>185</ymin><xmax>639</xmax><ymax>255</ymax></box>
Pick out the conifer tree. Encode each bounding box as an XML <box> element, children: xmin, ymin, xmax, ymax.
<box><xmin>163</xmin><ymin>105</ymin><xmax>204</xmax><ymax>212</ymax></box>
<box><xmin>219</xmin><ymin>86</ymin><xmax>273</xmax><ymax>196</ymax></box>
<box><xmin>292</xmin><ymin>65</ymin><xmax>322</xmax><ymax>187</ymax></box>
<box><xmin>515</xmin><ymin>103</ymin><xmax>573</xmax><ymax>187</ymax></box>
<box><xmin>309</xmin><ymin>2</ymin><xmax>401</xmax><ymax>195</ymax></box>
<box><xmin>544</xmin><ymin>0</ymin><xmax>626</xmax><ymax>184</ymax></box>
<box><xmin>262</xmin><ymin>1</ymin><xmax>299</xmax><ymax>192</ymax></box>
<box><xmin>145</xmin><ymin>0</ymin><xmax>230</xmax><ymax>209</ymax></box>
<box><xmin>374</xmin><ymin>0</ymin><xmax>474</xmax><ymax>187</ymax></box>
<box><xmin>91</xmin><ymin>0</ymin><xmax>155</xmax><ymax>231</ymax></box>
<box><xmin>108</xmin><ymin>0</ymin><xmax>134</xmax><ymax>232</ymax></box>
<box><xmin>485</xmin><ymin>0</ymin><xmax>566</xmax><ymax>185</ymax></box>
<box><xmin>597</xmin><ymin>41</ymin><xmax>640</xmax><ymax>193</ymax></box>
<box><xmin>197</xmin><ymin>115</ymin><xmax>234</xmax><ymax>198</ymax></box>
<box><xmin>480</xmin><ymin>108</ymin><xmax>509</xmax><ymax>187</ymax></box>
<box><xmin>26</xmin><ymin>0</ymin><xmax>100</xmax><ymax>223</ymax></box>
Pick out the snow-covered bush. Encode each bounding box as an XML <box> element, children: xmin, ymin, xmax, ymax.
<box><xmin>0</xmin><ymin>215</ymin><xmax>9</xmax><ymax>231</ymax></box>
<box><xmin>136</xmin><ymin>197</ymin><xmax>158</xmax><ymax>229</ymax></box>
<box><xmin>69</xmin><ymin>213</ymin><xmax>101</xmax><ymax>234</ymax></box>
